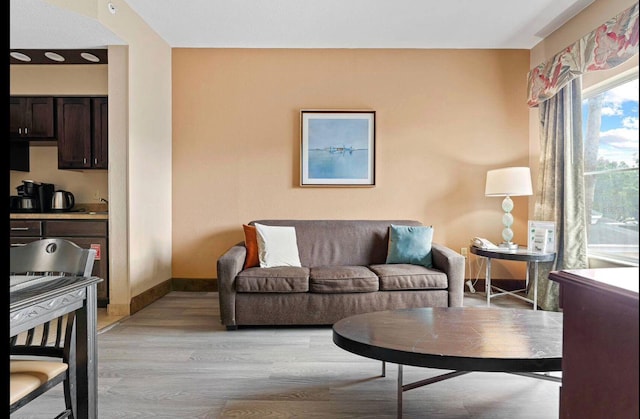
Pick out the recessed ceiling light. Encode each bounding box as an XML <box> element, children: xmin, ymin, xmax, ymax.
<box><xmin>10</xmin><ymin>52</ymin><xmax>31</xmax><ymax>62</ymax></box>
<box><xmin>80</xmin><ymin>52</ymin><xmax>101</xmax><ymax>63</ymax></box>
<box><xmin>44</xmin><ymin>52</ymin><xmax>65</xmax><ymax>62</ymax></box>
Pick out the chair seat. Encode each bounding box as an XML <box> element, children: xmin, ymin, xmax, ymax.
<box><xmin>11</xmin><ymin>360</ymin><xmax>69</xmax><ymax>380</ymax></box>
<box><xmin>9</xmin><ymin>373</ymin><xmax>43</xmax><ymax>405</ymax></box>
<box><xmin>9</xmin><ymin>361</ymin><xmax>69</xmax><ymax>407</ymax></box>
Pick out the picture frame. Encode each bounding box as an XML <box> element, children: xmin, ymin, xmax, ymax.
<box><xmin>527</xmin><ymin>220</ymin><xmax>556</xmax><ymax>253</ymax></box>
<box><xmin>300</xmin><ymin>110</ymin><xmax>375</xmax><ymax>187</ymax></box>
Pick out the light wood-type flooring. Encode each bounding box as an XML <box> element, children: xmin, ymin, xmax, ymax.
<box><xmin>12</xmin><ymin>289</ymin><xmax>561</xmax><ymax>418</ymax></box>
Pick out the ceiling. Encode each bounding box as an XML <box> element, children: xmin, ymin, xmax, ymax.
<box><xmin>10</xmin><ymin>0</ymin><xmax>124</xmax><ymax>49</ymax></box>
<box><xmin>10</xmin><ymin>0</ymin><xmax>596</xmax><ymax>50</ymax></box>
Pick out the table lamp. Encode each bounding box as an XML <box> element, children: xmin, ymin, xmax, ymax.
<box><xmin>485</xmin><ymin>167</ymin><xmax>533</xmax><ymax>249</ymax></box>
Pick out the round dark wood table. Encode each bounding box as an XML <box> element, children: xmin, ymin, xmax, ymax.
<box><xmin>333</xmin><ymin>307</ymin><xmax>562</xmax><ymax>418</ymax></box>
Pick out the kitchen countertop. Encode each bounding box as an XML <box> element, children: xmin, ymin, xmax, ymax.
<box><xmin>10</xmin><ymin>202</ymin><xmax>108</xmax><ymax>220</ymax></box>
<box><xmin>10</xmin><ymin>212</ymin><xmax>108</xmax><ymax>220</ymax></box>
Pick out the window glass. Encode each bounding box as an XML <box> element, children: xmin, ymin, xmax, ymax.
<box><xmin>582</xmin><ymin>76</ymin><xmax>639</xmax><ymax>265</ymax></box>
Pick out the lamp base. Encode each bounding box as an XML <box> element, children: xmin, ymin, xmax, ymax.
<box><xmin>499</xmin><ymin>242</ymin><xmax>519</xmax><ymax>250</ymax></box>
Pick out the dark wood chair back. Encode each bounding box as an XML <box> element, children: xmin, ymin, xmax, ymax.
<box><xmin>9</xmin><ymin>238</ymin><xmax>97</xmax><ymax>418</ymax></box>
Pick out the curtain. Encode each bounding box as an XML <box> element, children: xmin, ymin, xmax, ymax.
<box><xmin>526</xmin><ymin>78</ymin><xmax>589</xmax><ymax>311</ymax></box>
<box><xmin>527</xmin><ymin>2</ymin><xmax>638</xmax><ymax>107</ymax></box>
<box><xmin>524</xmin><ymin>4</ymin><xmax>638</xmax><ymax>310</ymax></box>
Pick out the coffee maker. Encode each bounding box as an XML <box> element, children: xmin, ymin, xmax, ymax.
<box><xmin>10</xmin><ymin>180</ymin><xmax>55</xmax><ymax>212</ymax></box>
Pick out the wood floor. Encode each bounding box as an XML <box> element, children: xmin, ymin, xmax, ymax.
<box><xmin>97</xmin><ymin>308</ymin><xmax>127</xmax><ymax>331</ymax></box>
<box><xmin>12</xmin><ymin>290</ymin><xmax>561</xmax><ymax>418</ymax></box>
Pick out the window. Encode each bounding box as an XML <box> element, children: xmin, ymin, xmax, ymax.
<box><xmin>582</xmin><ymin>74</ymin><xmax>639</xmax><ymax>265</ymax></box>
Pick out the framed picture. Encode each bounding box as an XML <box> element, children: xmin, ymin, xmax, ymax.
<box><xmin>527</xmin><ymin>220</ymin><xmax>556</xmax><ymax>253</ymax></box>
<box><xmin>300</xmin><ymin>110</ymin><xmax>375</xmax><ymax>187</ymax></box>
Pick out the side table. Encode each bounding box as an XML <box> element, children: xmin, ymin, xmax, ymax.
<box><xmin>469</xmin><ymin>246</ymin><xmax>555</xmax><ymax>310</ymax></box>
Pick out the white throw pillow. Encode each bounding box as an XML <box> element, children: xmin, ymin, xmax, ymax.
<box><xmin>254</xmin><ymin>223</ymin><xmax>302</xmax><ymax>268</ymax></box>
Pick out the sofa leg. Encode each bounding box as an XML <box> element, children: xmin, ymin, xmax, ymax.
<box><xmin>226</xmin><ymin>325</ymin><xmax>238</xmax><ymax>331</ymax></box>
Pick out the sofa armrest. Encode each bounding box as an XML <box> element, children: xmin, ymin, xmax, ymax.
<box><xmin>431</xmin><ymin>243</ymin><xmax>465</xmax><ymax>307</ymax></box>
<box><xmin>217</xmin><ymin>243</ymin><xmax>247</xmax><ymax>327</ymax></box>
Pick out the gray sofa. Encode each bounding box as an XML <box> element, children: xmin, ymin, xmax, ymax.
<box><xmin>217</xmin><ymin>220</ymin><xmax>465</xmax><ymax>329</ymax></box>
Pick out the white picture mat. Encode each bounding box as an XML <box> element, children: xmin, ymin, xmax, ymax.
<box><xmin>300</xmin><ymin>110</ymin><xmax>375</xmax><ymax>186</ymax></box>
<box><xmin>527</xmin><ymin>220</ymin><xmax>556</xmax><ymax>253</ymax></box>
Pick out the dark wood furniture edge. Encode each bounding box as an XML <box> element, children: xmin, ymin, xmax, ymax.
<box><xmin>332</xmin><ymin>331</ymin><xmax>561</xmax><ymax>373</ymax></box>
<box><xmin>332</xmin><ymin>308</ymin><xmax>562</xmax><ymax>373</ymax></box>
<box><xmin>549</xmin><ymin>269</ymin><xmax>639</xmax><ymax>303</ymax></box>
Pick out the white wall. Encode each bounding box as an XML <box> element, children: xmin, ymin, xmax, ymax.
<box><xmin>43</xmin><ymin>0</ymin><xmax>174</xmax><ymax>314</ymax></box>
<box><xmin>97</xmin><ymin>0</ymin><xmax>173</xmax><ymax>307</ymax></box>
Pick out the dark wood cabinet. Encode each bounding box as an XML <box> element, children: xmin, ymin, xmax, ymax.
<box><xmin>10</xmin><ymin>141</ymin><xmax>30</xmax><ymax>172</ymax></box>
<box><xmin>57</xmin><ymin>235</ymin><xmax>108</xmax><ymax>306</ymax></box>
<box><xmin>9</xmin><ymin>95</ymin><xmax>107</xmax><ymax>170</ymax></box>
<box><xmin>92</xmin><ymin>97</ymin><xmax>109</xmax><ymax>169</ymax></box>
<box><xmin>44</xmin><ymin>220</ymin><xmax>107</xmax><ymax>237</ymax></box>
<box><xmin>57</xmin><ymin>97</ymin><xmax>92</xmax><ymax>168</ymax></box>
<box><xmin>9</xmin><ymin>220</ymin><xmax>42</xmax><ymax>237</ymax></box>
<box><xmin>550</xmin><ymin>268</ymin><xmax>639</xmax><ymax>419</ymax></box>
<box><xmin>10</xmin><ymin>219</ymin><xmax>110</xmax><ymax>307</ymax></box>
<box><xmin>57</xmin><ymin>97</ymin><xmax>108</xmax><ymax>169</ymax></box>
<box><xmin>10</xmin><ymin>97</ymin><xmax>56</xmax><ymax>139</ymax></box>
<box><xmin>44</xmin><ymin>220</ymin><xmax>109</xmax><ymax>306</ymax></box>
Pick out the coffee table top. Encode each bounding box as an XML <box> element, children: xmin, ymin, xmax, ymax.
<box><xmin>333</xmin><ymin>307</ymin><xmax>562</xmax><ymax>372</ymax></box>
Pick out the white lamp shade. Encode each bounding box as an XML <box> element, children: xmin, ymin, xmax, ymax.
<box><xmin>485</xmin><ymin>167</ymin><xmax>533</xmax><ymax>197</ymax></box>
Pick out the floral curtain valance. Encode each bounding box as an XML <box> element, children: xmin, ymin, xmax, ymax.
<box><xmin>527</xmin><ymin>2</ymin><xmax>639</xmax><ymax>107</ymax></box>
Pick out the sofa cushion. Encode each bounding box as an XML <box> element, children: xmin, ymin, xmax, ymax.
<box><xmin>255</xmin><ymin>223</ymin><xmax>302</xmax><ymax>268</ymax></box>
<box><xmin>386</xmin><ymin>224</ymin><xmax>434</xmax><ymax>268</ymax></box>
<box><xmin>236</xmin><ymin>266</ymin><xmax>310</xmax><ymax>293</ymax></box>
<box><xmin>310</xmin><ymin>266</ymin><xmax>379</xmax><ymax>293</ymax></box>
<box><xmin>250</xmin><ymin>220</ymin><xmax>423</xmax><ymax>266</ymax></box>
<box><xmin>369</xmin><ymin>264</ymin><xmax>448</xmax><ymax>290</ymax></box>
<box><xmin>242</xmin><ymin>224</ymin><xmax>260</xmax><ymax>269</ymax></box>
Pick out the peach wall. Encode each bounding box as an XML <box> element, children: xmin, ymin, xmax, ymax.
<box><xmin>172</xmin><ymin>48</ymin><xmax>532</xmax><ymax>281</ymax></box>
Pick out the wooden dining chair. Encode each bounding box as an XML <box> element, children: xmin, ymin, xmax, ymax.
<box><xmin>10</xmin><ymin>238</ymin><xmax>97</xmax><ymax>418</ymax></box>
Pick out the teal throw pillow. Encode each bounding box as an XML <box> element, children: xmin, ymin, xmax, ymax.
<box><xmin>386</xmin><ymin>224</ymin><xmax>434</xmax><ymax>268</ymax></box>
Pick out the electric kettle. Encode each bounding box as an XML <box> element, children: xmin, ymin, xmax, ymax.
<box><xmin>51</xmin><ymin>190</ymin><xmax>75</xmax><ymax>211</ymax></box>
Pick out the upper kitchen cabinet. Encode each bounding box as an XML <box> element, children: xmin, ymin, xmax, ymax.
<box><xmin>10</xmin><ymin>97</ymin><xmax>56</xmax><ymax>139</ymax></box>
<box><xmin>57</xmin><ymin>96</ymin><xmax>108</xmax><ymax>169</ymax></box>
<box><xmin>92</xmin><ymin>97</ymin><xmax>109</xmax><ymax>169</ymax></box>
